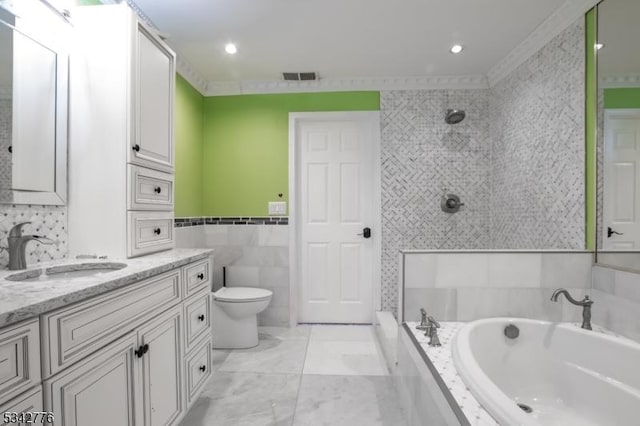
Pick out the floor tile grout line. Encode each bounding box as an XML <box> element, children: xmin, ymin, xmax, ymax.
<box><xmin>290</xmin><ymin>324</ymin><xmax>314</xmax><ymax>426</ymax></box>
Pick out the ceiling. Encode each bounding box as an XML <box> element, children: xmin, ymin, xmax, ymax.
<box><xmin>133</xmin><ymin>0</ymin><xmax>564</xmax><ymax>84</ymax></box>
<box><xmin>598</xmin><ymin>0</ymin><xmax>640</xmax><ymax>77</ymax></box>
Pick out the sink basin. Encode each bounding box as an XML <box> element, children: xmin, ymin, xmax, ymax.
<box><xmin>6</xmin><ymin>262</ymin><xmax>128</xmax><ymax>282</ymax></box>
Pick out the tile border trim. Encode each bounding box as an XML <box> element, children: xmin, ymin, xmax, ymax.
<box><xmin>174</xmin><ymin>217</ymin><xmax>288</xmax><ymax>227</ymax></box>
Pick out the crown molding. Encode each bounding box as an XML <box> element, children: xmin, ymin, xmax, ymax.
<box><xmin>204</xmin><ymin>75</ymin><xmax>489</xmax><ymax>96</ymax></box>
<box><xmin>600</xmin><ymin>74</ymin><xmax>640</xmax><ymax>89</ymax></box>
<box><xmin>176</xmin><ymin>57</ymin><xmax>208</xmax><ymax>95</ymax></box>
<box><xmin>487</xmin><ymin>0</ymin><xmax>599</xmax><ymax>87</ymax></box>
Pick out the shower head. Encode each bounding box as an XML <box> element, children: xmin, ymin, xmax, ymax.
<box><xmin>445</xmin><ymin>109</ymin><xmax>466</xmax><ymax>125</ymax></box>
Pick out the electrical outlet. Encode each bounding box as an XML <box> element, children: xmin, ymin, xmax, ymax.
<box><xmin>268</xmin><ymin>201</ymin><xmax>287</xmax><ymax>215</ymax></box>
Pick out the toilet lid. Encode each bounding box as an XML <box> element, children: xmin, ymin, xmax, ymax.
<box><xmin>213</xmin><ymin>286</ymin><xmax>272</xmax><ymax>302</ymax></box>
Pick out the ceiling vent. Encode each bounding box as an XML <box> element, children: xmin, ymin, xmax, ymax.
<box><xmin>283</xmin><ymin>72</ymin><xmax>318</xmax><ymax>81</ymax></box>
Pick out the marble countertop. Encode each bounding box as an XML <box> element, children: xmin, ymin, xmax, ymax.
<box><xmin>0</xmin><ymin>248</ymin><xmax>214</xmax><ymax>327</ymax></box>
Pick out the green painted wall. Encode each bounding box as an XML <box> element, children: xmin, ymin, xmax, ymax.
<box><xmin>202</xmin><ymin>92</ymin><xmax>380</xmax><ymax>216</ymax></box>
<box><xmin>604</xmin><ymin>88</ymin><xmax>640</xmax><ymax>109</ymax></box>
<box><xmin>174</xmin><ymin>74</ymin><xmax>204</xmax><ymax>217</ymax></box>
<box><xmin>586</xmin><ymin>8</ymin><xmax>597</xmax><ymax>250</ymax></box>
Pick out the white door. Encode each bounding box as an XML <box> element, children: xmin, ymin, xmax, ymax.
<box><xmin>296</xmin><ymin>114</ymin><xmax>377</xmax><ymax>323</ymax></box>
<box><xmin>603</xmin><ymin>109</ymin><xmax>640</xmax><ymax>249</ymax></box>
<box><xmin>137</xmin><ymin>306</ymin><xmax>183</xmax><ymax>426</ymax></box>
<box><xmin>131</xmin><ymin>23</ymin><xmax>175</xmax><ymax>172</ymax></box>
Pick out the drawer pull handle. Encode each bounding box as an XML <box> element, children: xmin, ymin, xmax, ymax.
<box><xmin>135</xmin><ymin>344</ymin><xmax>149</xmax><ymax>358</ymax></box>
<box><xmin>198</xmin><ymin>314</ymin><xmax>205</xmax><ymax>322</ymax></box>
<box><xmin>132</xmin><ymin>144</ymin><xmax>140</xmax><ymax>152</ymax></box>
<box><xmin>154</xmin><ymin>186</ymin><xmax>162</xmax><ymax>194</ymax></box>
<box><xmin>199</xmin><ymin>365</ymin><xmax>206</xmax><ymax>372</ymax></box>
<box><xmin>154</xmin><ymin>228</ymin><xmax>161</xmax><ymax>235</ymax></box>
<box><xmin>197</xmin><ymin>273</ymin><xmax>204</xmax><ymax>280</ymax></box>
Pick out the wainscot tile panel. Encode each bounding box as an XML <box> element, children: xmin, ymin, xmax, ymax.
<box><xmin>175</xmin><ymin>223</ymin><xmax>290</xmax><ymax>327</ymax></box>
<box><xmin>592</xmin><ymin>266</ymin><xmax>640</xmax><ymax>342</ymax></box>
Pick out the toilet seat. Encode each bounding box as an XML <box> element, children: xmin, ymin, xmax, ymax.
<box><xmin>213</xmin><ymin>286</ymin><xmax>272</xmax><ymax>303</ymax></box>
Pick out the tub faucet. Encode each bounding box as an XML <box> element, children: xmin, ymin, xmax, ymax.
<box><xmin>425</xmin><ymin>316</ymin><xmax>441</xmax><ymax>347</ymax></box>
<box><xmin>550</xmin><ymin>288</ymin><xmax>593</xmax><ymax>330</ymax></box>
<box><xmin>7</xmin><ymin>222</ymin><xmax>55</xmax><ymax>270</ymax></box>
<box><xmin>416</xmin><ymin>308</ymin><xmax>429</xmax><ymax>331</ymax></box>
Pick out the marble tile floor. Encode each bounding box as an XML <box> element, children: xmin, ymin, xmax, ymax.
<box><xmin>180</xmin><ymin>325</ymin><xmax>407</xmax><ymax>426</ymax></box>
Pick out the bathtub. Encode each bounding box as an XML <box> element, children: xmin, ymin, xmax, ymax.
<box><xmin>452</xmin><ymin>318</ymin><xmax>640</xmax><ymax>426</ymax></box>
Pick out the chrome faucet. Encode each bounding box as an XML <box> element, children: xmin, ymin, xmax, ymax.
<box><xmin>550</xmin><ymin>288</ymin><xmax>593</xmax><ymax>330</ymax></box>
<box><xmin>7</xmin><ymin>222</ymin><xmax>55</xmax><ymax>270</ymax></box>
<box><xmin>424</xmin><ymin>316</ymin><xmax>442</xmax><ymax>347</ymax></box>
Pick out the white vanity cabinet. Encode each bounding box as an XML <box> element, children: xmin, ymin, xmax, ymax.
<box><xmin>69</xmin><ymin>3</ymin><xmax>177</xmax><ymax>259</ymax></box>
<box><xmin>0</xmin><ymin>256</ymin><xmax>213</xmax><ymax>426</ymax></box>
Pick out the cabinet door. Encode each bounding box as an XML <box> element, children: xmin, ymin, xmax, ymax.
<box><xmin>44</xmin><ymin>333</ymin><xmax>140</xmax><ymax>426</ymax></box>
<box><xmin>137</xmin><ymin>306</ymin><xmax>183</xmax><ymax>426</ymax></box>
<box><xmin>130</xmin><ymin>22</ymin><xmax>175</xmax><ymax>172</ymax></box>
<box><xmin>0</xmin><ymin>386</ymin><xmax>43</xmax><ymax>426</ymax></box>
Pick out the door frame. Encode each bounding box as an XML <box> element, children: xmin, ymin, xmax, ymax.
<box><xmin>288</xmin><ymin>111</ymin><xmax>382</xmax><ymax>326</ymax></box>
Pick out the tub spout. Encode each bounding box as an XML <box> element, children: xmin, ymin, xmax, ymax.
<box><xmin>550</xmin><ymin>288</ymin><xmax>593</xmax><ymax>330</ymax></box>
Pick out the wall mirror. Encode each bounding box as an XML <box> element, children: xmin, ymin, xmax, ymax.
<box><xmin>0</xmin><ymin>0</ymin><xmax>69</xmax><ymax>205</ymax></box>
<box><xmin>596</xmin><ymin>0</ymin><xmax>640</xmax><ymax>270</ymax></box>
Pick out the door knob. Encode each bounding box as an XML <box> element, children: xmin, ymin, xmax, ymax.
<box><xmin>357</xmin><ymin>227</ymin><xmax>371</xmax><ymax>239</ymax></box>
<box><xmin>607</xmin><ymin>227</ymin><xmax>623</xmax><ymax>238</ymax></box>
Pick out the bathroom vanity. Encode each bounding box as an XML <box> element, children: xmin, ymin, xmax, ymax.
<box><xmin>0</xmin><ymin>249</ymin><xmax>213</xmax><ymax>426</ymax></box>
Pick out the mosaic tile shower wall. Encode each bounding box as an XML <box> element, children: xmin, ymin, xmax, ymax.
<box><xmin>490</xmin><ymin>19</ymin><xmax>585</xmax><ymax>250</ymax></box>
<box><xmin>380</xmin><ymin>89</ymin><xmax>492</xmax><ymax>312</ymax></box>
<box><xmin>0</xmin><ymin>204</ymin><xmax>68</xmax><ymax>269</ymax></box>
<box><xmin>380</xmin><ymin>19</ymin><xmax>585</xmax><ymax>313</ymax></box>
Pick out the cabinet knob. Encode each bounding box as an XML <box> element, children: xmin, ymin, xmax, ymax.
<box><xmin>154</xmin><ymin>186</ymin><xmax>162</xmax><ymax>194</ymax></box>
<box><xmin>197</xmin><ymin>273</ymin><xmax>204</xmax><ymax>280</ymax></box>
<box><xmin>154</xmin><ymin>228</ymin><xmax>161</xmax><ymax>235</ymax></box>
<box><xmin>199</xmin><ymin>365</ymin><xmax>206</xmax><ymax>372</ymax></box>
<box><xmin>134</xmin><ymin>344</ymin><xmax>149</xmax><ymax>358</ymax></box>
<box><xmin>198</xmin><ymin>314</ymin><xmax>205</xmax><ymax>322</ymax></box>
<box><xmin>7</xmin><ymin>146</ymin><xmax>11</xmax><ymax>154</ymax></box>
<box><xmin>132</xmin><ymin>144</ymin><xmax>140</xmax><ymax>152</ymax></box>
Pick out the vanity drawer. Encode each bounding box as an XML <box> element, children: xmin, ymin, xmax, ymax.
<box><xmin>128</xmin><ymin>165</ymin><xmax>174</xmax><ymax>210</ymax></box>
<box><xmin>0</xmin><ymin>319</ymin><xmax>40</xmax><ymax>404</ymax></box>
<box><xmin>182</xmin><ymin>258</ymin><xmax>210</xmax><ymax>298</ymax></box>
<box><xmin>184</xmin><ymin>291</ymin><xmax>210</xmax><ymax>352</ymax></box>
<box><xmin>127</xmin><ymin>211</ymin><xmax>174</xmax><ymax>257</ymax></box>
<box><xmin>41</xmin><ymin>269</ymin><xmax>181</xmax><ymax>377</ymax></box>
<box><xmin>185</xmin><ymin>338</ymin><xmax>211</xmax><ymax>405</ymax></box>
<box><xmin>0</xmin><ymin>386</ymin><xmax>43</xmax><ymax>426</ymax></box>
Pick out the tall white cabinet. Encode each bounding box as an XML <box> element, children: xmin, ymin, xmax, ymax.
<box><xmin>69</xmin><ymin>4</ymin><xmax>176</xmax><ymax>258</ymax></box>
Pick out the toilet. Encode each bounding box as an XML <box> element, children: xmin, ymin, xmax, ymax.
<box><xmin>211</xmin><ymin>286</ymin><xmax>273</xmax><ymax>349</ymax></box>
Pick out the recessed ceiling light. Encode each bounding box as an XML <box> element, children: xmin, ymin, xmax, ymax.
<box><xmin>450</xmin><ymin>44</ymin><xmax>464</xmax><ymax>54</ymax></box>
<box><xmin>595</xmin><ymin>43</ymin><xmax>604</xmax><ymax>50</ymax></box>
<box><xmin>225</xmin><ymin>43</ymin><xmax>237</xmax><ymax>55</ymax></box>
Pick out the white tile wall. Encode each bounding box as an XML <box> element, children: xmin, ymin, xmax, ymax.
<box><xmin>591</xmin><ymin>266</ymin><xmax>640</xmax><ymax>342</ymax></box>
<box><xmin>175</xmin><ymin>224</ymin><xmax>290</xmax><ymax>327</ymax></box>
<box><xmin>401</xmin><ymin>251</ymin><xmax>593</xmax><ymax>322</ymax></box>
